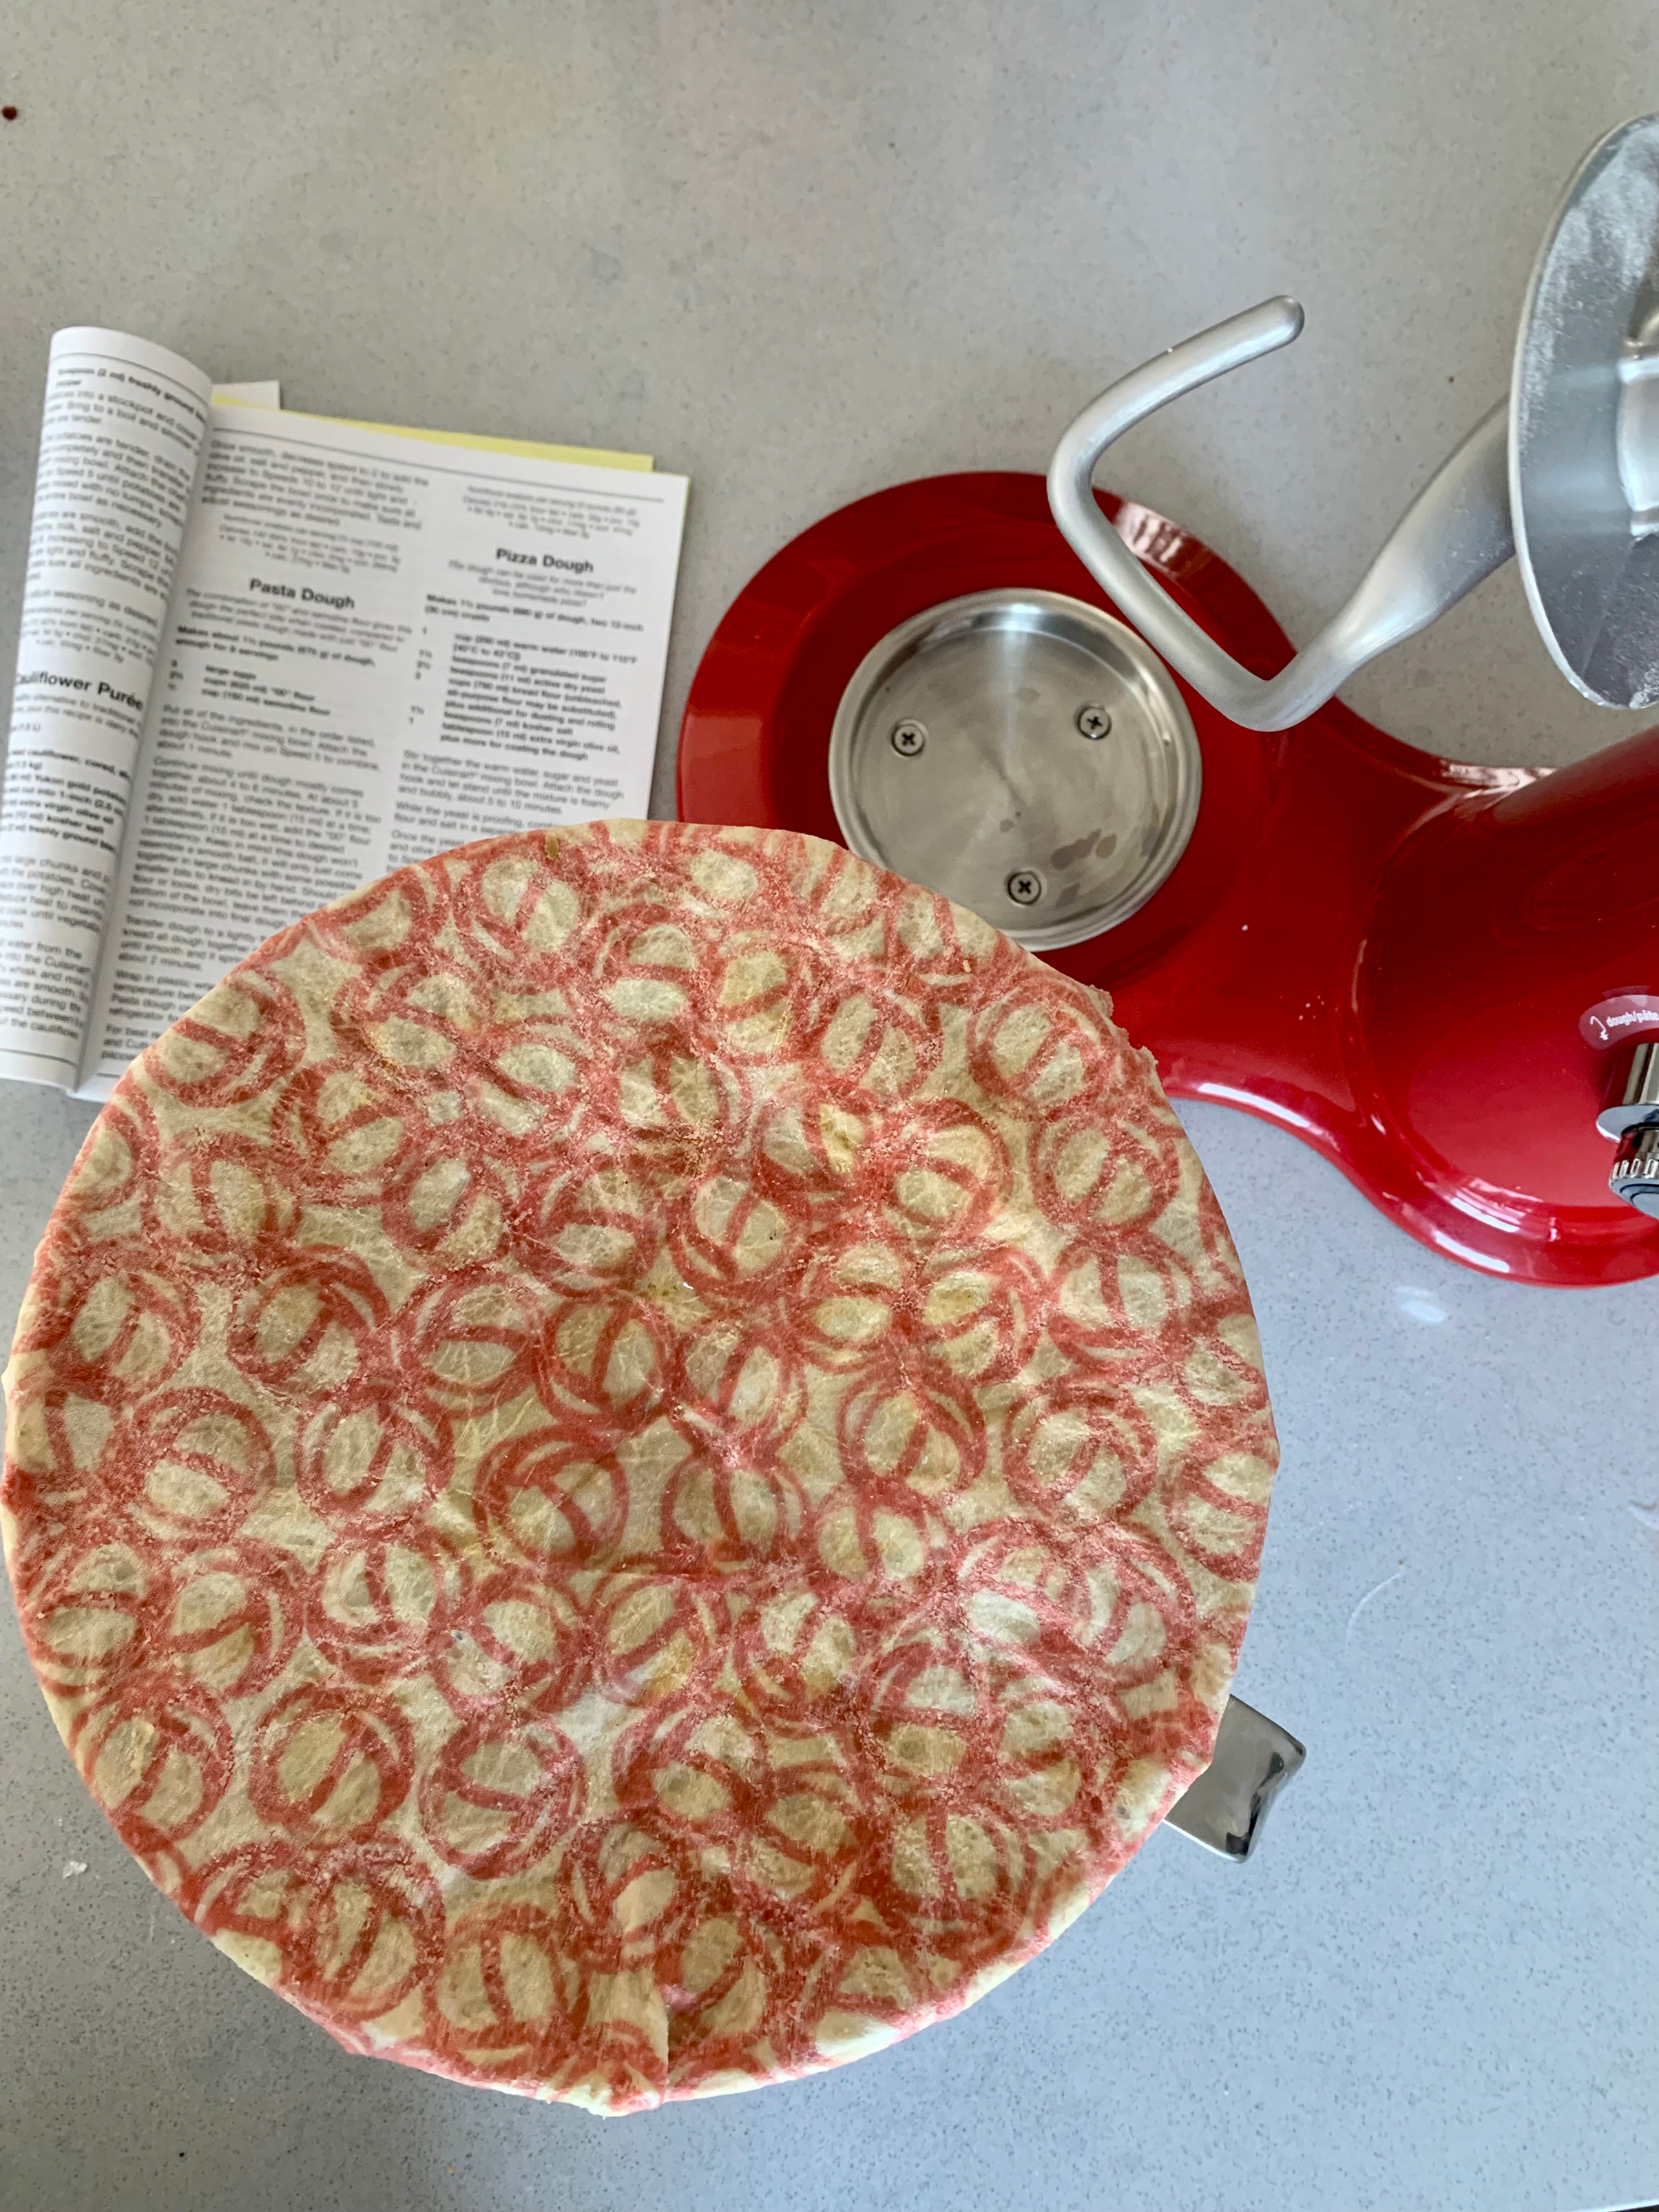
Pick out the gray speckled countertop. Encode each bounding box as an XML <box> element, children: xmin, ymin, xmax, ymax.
<box><xmin>2</xmin><ymin>8</ymin><xmax>1658</xmax><ymax>2209</ymax></box>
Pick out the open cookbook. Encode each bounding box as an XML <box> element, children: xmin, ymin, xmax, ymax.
<box><xmin>0</xmin><ymin>328</ymin><xmax>689</xmax><ymax>1097</ymax></box>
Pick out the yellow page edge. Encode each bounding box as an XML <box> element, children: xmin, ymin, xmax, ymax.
<box><xmin>295</xmin><ymin>410</ymin><xmax>652</xmax><ymax>473</ymax></box>
<box><xmin>210</xmin><ymin>382</ymin><xmax>651</xmax><ymax>471</ymax></box>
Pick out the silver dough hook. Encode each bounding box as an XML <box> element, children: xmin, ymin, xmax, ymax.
<box><xmin>1045</xmin><ymin>297</ymin><xmax>1514</xmax><ymax>733</ymax></box>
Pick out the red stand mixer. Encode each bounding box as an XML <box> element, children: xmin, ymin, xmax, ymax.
<box><xmin>679</xmin><ymin>116</ymin><xmax>1659</xmax><ymax>1288</ymax></box>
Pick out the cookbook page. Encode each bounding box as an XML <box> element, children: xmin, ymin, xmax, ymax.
<box><xmin>79</xmin><ymin>405</ymin><xmax>688</xmax><ymax>1095</ymax></box>
<box><xmin>0</xmin><ymin>329</ymin><xmax>213</xmax><ymax>1087</ymax></box>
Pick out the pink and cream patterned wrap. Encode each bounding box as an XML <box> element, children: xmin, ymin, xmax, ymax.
<box><xmin>1</xmin><ymin>821</ymin><xmax>1278</xmax><ymax>2112</ymax></box>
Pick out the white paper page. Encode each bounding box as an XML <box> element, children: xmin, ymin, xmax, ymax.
<box><xmin>0</xmin><ymin>329</ymin><xmax>213</xmax><ymax>1087</ymax></box>
<box><xmin>79</xmin><ymin>406</ymin><xmax>688</xmax><ymax>1096</ymax></box>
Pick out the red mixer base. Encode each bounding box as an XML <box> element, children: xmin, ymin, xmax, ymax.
<box><xmin>678</xmin><ymin>472</ymin><xmax>1659</xmax><ymax>1287</ymax></box>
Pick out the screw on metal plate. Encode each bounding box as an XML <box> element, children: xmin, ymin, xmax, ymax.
<box><xmin>1006</xmin><ymin>868</ymin><xmax>1043</xmax><ymax>906</ymax></box>
<box><xmin>890</xmin><ymin>719</ymin><xmax>927</xmax><ymax>757</ymax></box>
<box><xmin>1076</xmin><ymin>702</ymin><xmax>1112</xmax><ymax>739</ymax></box>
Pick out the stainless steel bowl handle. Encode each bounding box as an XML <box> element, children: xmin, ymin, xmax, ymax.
<box><xmin>1165</xmin><ymin>1695</ymin><xmax>1305</xmax><ymax>1862</ymax></box>
<box><xmin>1047</xmin><ymin>298</ymin><xmax>1515</xmax><ymax>733</ymax></box>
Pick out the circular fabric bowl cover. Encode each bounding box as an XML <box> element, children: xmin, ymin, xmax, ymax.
<box><xmin>2</xmin><ymin>822</ymin><xmax>1277</xmax><ymax>2113</ymax></box>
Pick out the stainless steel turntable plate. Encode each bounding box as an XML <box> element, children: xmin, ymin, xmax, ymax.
<box><xmin>826</xmin><ymin>588</ymin><xmax>1201</xmax><ymax>950</ymax></box>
